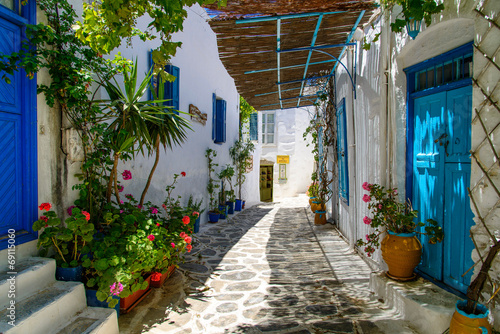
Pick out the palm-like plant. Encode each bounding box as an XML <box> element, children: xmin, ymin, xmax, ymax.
<box><xmin>97</xmin><ymin>60</ymin><xmax>191</xmax><ymax>204</ymax></box>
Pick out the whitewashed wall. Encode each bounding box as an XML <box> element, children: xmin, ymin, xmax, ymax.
<box><xmin>335</xmin><ymin>0</ymin><xmax>499</xmax><ymax>326</ymax></box>
<box><xmin>111</xmin><ymin>4</ymin><xmax>261</xmax><ymax>225</ymax></box>
<box><xmin>260</xmin><ymin>107</ymin><xmax>315</xmax><ymax>199</ymax></box>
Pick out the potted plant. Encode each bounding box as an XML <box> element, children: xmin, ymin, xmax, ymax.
<box><xmin>448</xmin><ymin>192</ymin><xmax>499</xmax><ymax>333</ymax></box>
<box><xmin>33</xmin><ymin>203</ymin><xmax>95</xmax><ymax>282</ymax></box>
<box><xmin>229</xmin><ymin>139</ymin><xmax>255</xmax><ymax>211</ymax></box>
<box><xmin>218</xmin><ymin>164</ymin><xmax>235</xmax><ymax>216</ymax></box>
<box><xmin>206</xmin><ymin>148</ymin><xmax>220</xmax><ymax>222</ymax></box>
<box><xmin>356</xmin><ymin>182</ymin><xmax>444</xmax><ymax>280</ymax></box>
<box><xmin>307</xmin><ymin>181</ymin><xmax>319</xmax><ymax>206</ymax></box>
<box><xmin>187</xmin><ymin>195</ymin><xmax>205</xmax><ymax>233</ymax></box>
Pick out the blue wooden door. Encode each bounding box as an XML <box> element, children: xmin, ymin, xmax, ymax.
<box><xmin>0</xmin><ymin>4</ymin><xmax>38</xmax><ymax>249</ymax></box>
<box><xmin>413</xmin><ymin>86</ymin><xmax>473</xmax><ymax>293</ymax></box>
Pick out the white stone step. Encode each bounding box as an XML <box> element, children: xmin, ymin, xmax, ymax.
<box><xmin>54</xmin><ymin>307</ymin><xmax>119</xmax><ymax>334</ymax></box>
<box><xmin>0</xmin><ymin>281</ymin><xmax>87</xmax><ymax>334</ymax></box>
<box><xmin>0</xmin><ymin>257</ymin><xmax>56</xmax><ymax>310</ymax></box>
<box><xmin>370</xmin><ymin>272</ymin><xmax>457</xmax><ymax>334</ymax></box>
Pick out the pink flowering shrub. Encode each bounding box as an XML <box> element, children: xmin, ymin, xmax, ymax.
<box><xmin>356</xmin><ymin>182</ymin><xmax>444</xmax><ymax>257</ymax></box>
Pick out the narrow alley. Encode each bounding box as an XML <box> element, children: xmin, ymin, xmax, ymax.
<box><xmin>119</xmin><ymin>196</ymin><xmax>418</xmax><ymax>333</ymax></box>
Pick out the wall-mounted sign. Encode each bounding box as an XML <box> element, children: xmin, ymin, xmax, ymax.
<box><xmin>189</xmin><ymin>104</ymin><xmax>207</xmax><ymax>125</ymax></box>
<box><xmin>277</xmin><ymin>155</ymin><xmax>289</xmax><ymax>164</ymax></box>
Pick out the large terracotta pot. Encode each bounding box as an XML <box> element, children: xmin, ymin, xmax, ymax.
<box><xmin>381</xmin><ymin>231</ymin><xmax>422</xmax><ymax>280</ymax></box>
<box><xmin>120</xmin><ymin>275</ymin><xmax>152</xmax><ymax>314</ymax></box>
<box><xmin>311</xmin><ymin>201</ymin><xmax>325</xmax><ymax>213</ymax></box>
<box><xmin>450</xmin><ymin>300</ymin><xmax>491</xmax><ymax>334</ymax></box>
<box><xmin>314</xmin><ymin>211</ymin><xmax>327</xmax><ymax>225</ymax></box>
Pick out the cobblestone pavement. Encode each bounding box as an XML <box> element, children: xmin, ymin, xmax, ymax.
<box><xmin>119</xmin><ymin>196</ymin><xmax>418</xmax><ymax>333</ymax></box>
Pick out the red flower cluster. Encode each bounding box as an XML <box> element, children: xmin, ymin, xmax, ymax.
<box><xmin>82</xmin><ymin>211</ymin><xmax>90</xmax><ymax>221</ymax></box>
<box><xmin>182</xmin><ymin>216</ymin><xmax>190</xmax><ymax>225</ymax></box>
<box><xmin>151</xmin><ymin>272</ymin><xmax>162</xmax><ymax>282</ymax></box>
<box><xmin>38</xmin><ymin>203</ymin><xmax>52</xmax><ymax>211</ymax></box>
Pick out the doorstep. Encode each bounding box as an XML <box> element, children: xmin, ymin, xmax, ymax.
<box><xmin>370</xmin><ymin>272</ymin><xmax>457</xmax><ymax>334</ymax></box>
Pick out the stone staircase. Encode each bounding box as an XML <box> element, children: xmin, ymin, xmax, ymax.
<box><xmin>0</xmin><ymin>257</ymin><xmax>119</xmax><ymax>334</ymax></box>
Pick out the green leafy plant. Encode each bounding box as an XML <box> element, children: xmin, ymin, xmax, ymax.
<box><xmin>229</xmin><ymin>139</ymin><xmax>255</xmax><ymax>199</ymax></box>
<box><xmin>33</xmin><ymin>203</ymin><xmax>95</xmax><ymax>268</ymax></box>
<box><xmin>187</xmin><ymin>195</ymin><xmax>205</xmax><ymax>217</ymax></box>
<box><xmin>218</xmin><ymin>165</ymin><xmax>235</xmax><ymax>204</ymax></box>
<box><xmin>356</xmin><ymin>182</ymin><xmax>444</xmax><ymax>257</ymax></box>
<box><xmin>206</xmin><ymin>148</ymin><xmax>220</xmax><ymax>213</ymax></box>
<box><xmin>384</xmin><ymin>0</ymin><xmax>444</xmax><ymax>34</ymax></box>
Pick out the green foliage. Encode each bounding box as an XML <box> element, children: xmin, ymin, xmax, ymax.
<box><xmin>74</xmin><ymin>0</ymin><xmax>227</xmax><ymax>75</ymax></box>
<box><xmin>381</xmin><ymin>0</ymin><xmax>444</xmax><ymax>34</ymax></box>
<box><xmin>356</xmin><ymin>183</ymin><xmax>444</xmax><ymax>257</ymax></box>
<box><xmin>239</xmin><ymin>96</ymin><xmax>256</xmax><ymax>136</ymax></box>
<box><xmin>218</xmin><ymin>165</ymin><xmax>236</xmax><ymax>203</ymax></box>
<box><xmin>229</xmin><ymin>139</ymin><xmax>255</xmax><ymax>199</ymax></box>
<box><xmin>206</xmin><ymin>149</ymin><xmax>220</xmax><ymax>212</ymax></box>
<box><xmin>33</xmin><ymin>205</ymin><xmax>95</xmax><ymax>267</ymax></box>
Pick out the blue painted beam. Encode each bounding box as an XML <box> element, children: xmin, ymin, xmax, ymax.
<box><xmin>298</xmin><ymin>14</ymin><xmax>324</xmax><ymax>107</ymax></box>
<box><xmin>276</xmin><ymin>19</ymin><xmax>283</xmax><ymax>109</ymax></box>
<box><xmin>255</xmin><ymin>87</ymin><xmax>301</xmax><ymax>97</ymax></box>
<box><xmin>277</xmin><ymin>74</ymin><xmax>333</xmax><ymax>85</ymax></box>
<box><xmin>244</xmin><ymin>59</ymin><xmax>336</xmax><ymax>75</ymax></box>
<box><xmin>280</xmin><ymin>94</ymin><xmax>318</xmax><ymax>101</ymax></box>
<box><xmin>235</xmin><ymin>11</ymin><xmax>345</xmax><ymax>24</ymax></box>
<box><xmin>277</xmin><ymin>43</ymin><xmax>356</xmax><ymax>53</ymax></box>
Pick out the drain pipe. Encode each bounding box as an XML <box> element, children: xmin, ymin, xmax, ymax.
<box><xmin>348</xmin><ymin>45</ymin><xmax>358</xmax><ymax>247</ymax></box>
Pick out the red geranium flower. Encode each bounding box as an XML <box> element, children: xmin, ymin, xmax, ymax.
<box><xmin>40</xmin><ymin>216</ymin><xmax>48</xmax><ymax>223</ymax></box>
<box><xmin>186</xmin><ymin>244</ymin><xmax>192</xmax><ymax>252</ymax></box>
<box><xmin>38</xmin><ymin>203</ymin><xmax>52</xmax><ymax>211</ymax></box>
<box><xmin>182</xmin><ymin>216</ymin><xmax>190</xmax><ymax>225</ymax></box>
<box><xmin>180</xmin><ymin>171</ymin><xmax>186</xmax><ymax>177</ymax></box>
<box><xmin>82</xmin><ymin>211</ymin><xmax>90</xmax><ymax>221</ymax></box>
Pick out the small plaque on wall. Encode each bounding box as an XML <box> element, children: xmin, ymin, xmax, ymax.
<box><xmin>189</xmin><ymin>104</ymin><xmax>207</xmax><ymax>125</ymax></box>
<box><xmin>277</xmin><ymin>155</ymin><xmax>289</xmax><ymax>164</ymax></box>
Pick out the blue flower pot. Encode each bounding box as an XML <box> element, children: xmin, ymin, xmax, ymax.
<box><xmin>234</xmin><ymin>199</ymin><xmax>243</xmax><ymax>211</ymax></box>
<box><xmin>194</xmin><ymin>217</ymin><xmax>200</xmax><ymax>233</ymax></box>
<box><xmin>56</xmin><ymin>265</ymin><xmax>83</xmax><ymax>282</ymax></box>
<box><xmin>219</xmin><ymin>205</ymin><xmax>228</xmax><ymax>219</ymax></box>
<box><xmin>85</xmin><ymin>289</ymin><xmax>120</xmax><ymax>317</ymax></box>
<box><xmin>226</xmin><ymin>201</ymin><xmax>234</xmax><ymax>214</ymax></box>
<box><xmin>208</xmin><ymin>211</ymin><xmax>220</xmax><ymax>223</ymax></box>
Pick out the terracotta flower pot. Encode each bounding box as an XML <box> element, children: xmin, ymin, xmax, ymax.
<box><xmin>314</xmin><ymin>211</ymin><xmax>327</xmax><ymax>225</ymax></box>
<box><xmin>120</xmin><ymin>275</ymin><xmax>152</xmax><ymax>314</ymax></box>
<box><xmin>309</xmin><ymin>196</ymin><xmax>317</xmax><ymax>206</ymax></box>
<box><xmin>311</xmin><ymin>201</ymin><xmax>325</xmax><ymax>213</ymax></box>
<box><xmin>381</xmin><ymin>231</ymin><xmax>422</xmax><ymax>280</ymax></box>
<box><xmin>150</xmin><ymin>265</ymin><xmax>176</xmax><ymax>288</ymax></box>
<box><xmin>449</xmin><ymin>300</ymin><xmax>491</xmax><ymax>334</ymax></box>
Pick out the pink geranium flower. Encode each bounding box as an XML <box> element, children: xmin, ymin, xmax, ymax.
<box><xmin>151</xmin><ymin>207</ymin><xmax>159</xmax><ymax>214</ymax></box>
<box><xmin>67</xmin><ymin>205</ymin><xmax>75</xmax><ymax>216</ymax></box>
<box><xmin>117</xmin><ymin>185</ymin><xmax>124</xmax><ymax>192</ymax></box>
<box><xmin>110</xmin><ymin>282</ymin><xmax>123</xmax><ymax>296</ymax></box>
<box><xmin>362</xmin><ymin>194</ymin><xmax>371</xmax><ymax>203</ymax></box>
<box><xmin>193</xmin><ymin>211</ymin><xmax>200</xmax><ymax>217</ymax></box>
<box><xmin>171</xmin><ymin>242</ymin><xmax>176</xmax><ymax>248</ymax></box>
<box><xmin>362</xmin><ymin>182</ymin><xmax>372</xmax><ymax>191</ymax></box>
<box><xmin>363</xmin><ymin>216</ymin><xmax>372</xmax><ymax>225</ymax></box>
<box><xmin>122</xmin><ymin>170</ymin><xmax>132</xmax><ymax>180</ymax></box>
<box><xmin>147</xmin><ymin>234</ymin><xmax>155</xmax><ymax>241</ymax></box>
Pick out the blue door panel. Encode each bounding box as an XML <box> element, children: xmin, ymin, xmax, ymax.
<box><xmin>443</xmin><ymin>163</ymin><xmax>474</xmax><ymax>292</ymax></box>
<box><xmin>0</xmin><ymin>2</ymin><xmax>38</xmax><ymax>250</ymax></box>
<box><xmin>413</xmin><ymin>92</ymin><xmax>446</xmax><ymax>280</ymax></box>
<box><xmin>446</xmin><ymin>86</ymin><xmax>472</xmax><ymax>163</ymax></box>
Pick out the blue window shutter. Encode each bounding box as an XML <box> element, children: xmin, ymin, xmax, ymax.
<box><xmin>336</xmin><ymin>99</ymin><xmax>349</xmax><ymax>204</ymax></box>
<box><xmin>164</xmin><ymin>65</ymin><xmax>180</xmax><ymax>115</ymax></box>
<box><xmin>222</xmin><ymin>100</ymin><xmax>227</xmax><ymax>142</ymax></box>
<box><xmin>249</xmin><ymin>113</ymin><xmax>258</xmax><ymax>140</ymax></box>
<box><xmin>212</xmin><ymin>93</ymin><xmax>217</xmax><ymax>141</ymax></box>
<box><xmin>148</xmin><ymin>50</ymin><xmax>157</xmax><ymax>101</ymax></box>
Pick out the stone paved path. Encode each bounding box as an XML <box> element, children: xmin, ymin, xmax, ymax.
<box><xmin>119</xmin><ymin>196</ymin><xmax>418</xmax><ymax>333</ymax></box>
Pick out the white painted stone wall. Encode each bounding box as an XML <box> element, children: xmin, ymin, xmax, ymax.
<box><xmin>260</xmin><ymin>107</ymin><xmax>315</xmax><ymax>200</ymax></box>
<box><xmin>109</xmin><ymin>4</ymin><xmax>261</xmax><ymax>226</ymax></box>
<box><xmin>334</xmin><ymin>0</ymin><xmax>499</xmax><ymax>327</ymax></box>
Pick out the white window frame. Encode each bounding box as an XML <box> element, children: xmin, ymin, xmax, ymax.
<box><xmin>261</xmin><ymin>112</ymin><xmax>276</xmax><ymax>145</ymax></box>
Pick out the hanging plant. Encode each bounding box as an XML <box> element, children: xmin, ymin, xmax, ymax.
<box><xmin>382</xmin><ymin>0</ymin><xmax>444</xmax><ymax>34</ymax></box>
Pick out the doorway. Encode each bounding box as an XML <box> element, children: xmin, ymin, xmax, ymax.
<box><xmin>260</xmin><ymin>164</ymin><xmax>273</xmax><ymax>202</ymax></box>
<box><xmin>406</xmin><ymin>43</ymin><xmax>474</xmax><ymax>294</ymax></box>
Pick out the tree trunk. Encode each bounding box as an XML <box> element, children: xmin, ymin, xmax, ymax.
<box><xmin>107</xmin><ymin>154</ymin><xmax>119</xmax><ymax>203</ymax></box>
<box><xmin>140</xmin><ymin>134</ymin><xmax>160</xmax><ymax>206</ymax></box>
<box><xmin>465</xmin><ymin>240</ymin><xmax>500</xmax><ymax>314</ymax></box>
